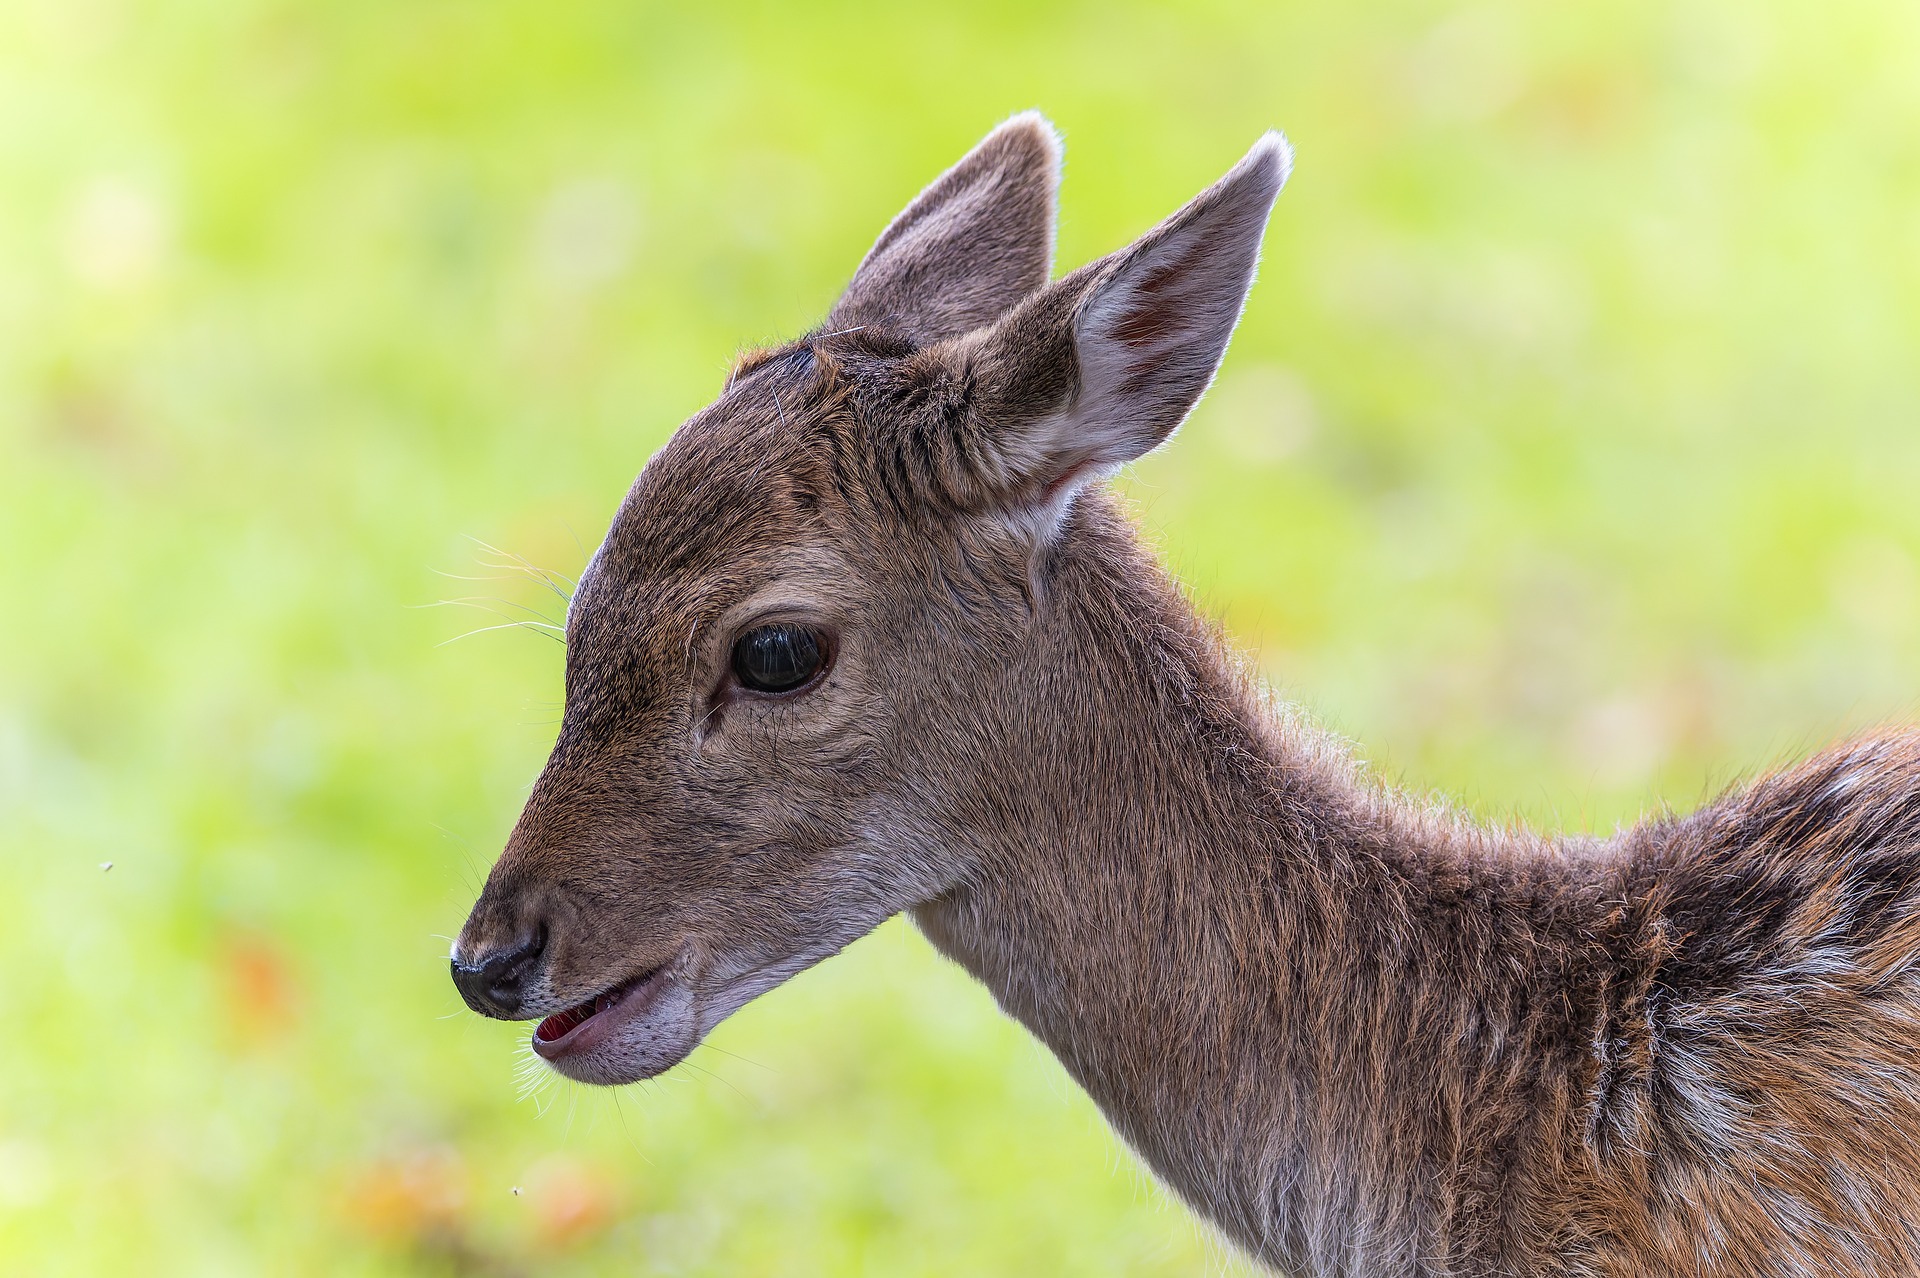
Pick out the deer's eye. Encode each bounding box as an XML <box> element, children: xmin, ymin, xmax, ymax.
<box><xmin>730</xmin><ymin>623</ymin><xmax>826</xmax><ymax>694</ymax></box>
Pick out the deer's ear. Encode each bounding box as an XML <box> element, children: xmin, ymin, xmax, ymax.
<box><xmin>829</xmin><ymin>113</ymin><xmax>1062</xmax><ymax>345</ymax></box>
<box><xmin>957</xmin><ymin>133</ymin><xmax>1290</xmax><ymax>519</ymax></box>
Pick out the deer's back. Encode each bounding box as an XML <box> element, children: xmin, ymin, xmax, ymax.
<box><xmin>1561</xmin><ymin>733</ymin><xmax>1920</xmax><ymax>1275</ymax></box>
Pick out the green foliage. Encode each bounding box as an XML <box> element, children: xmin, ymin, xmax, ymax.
<box><xmin>2</xmin><ymin>0</ymin><xmax>1917</xmax><ymax>1272</ymax></box>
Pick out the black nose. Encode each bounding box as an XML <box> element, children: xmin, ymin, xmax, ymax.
<box><xmin>451</xmin><ymin>925</ymin><xmax>547</xmax><ymax>1019</ymax></box>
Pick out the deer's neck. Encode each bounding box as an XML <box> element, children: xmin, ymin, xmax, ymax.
<box><xmin>911</xmin><ymin>496</ymin><xmax>1632</xmax><ymax>1275</ymax></box>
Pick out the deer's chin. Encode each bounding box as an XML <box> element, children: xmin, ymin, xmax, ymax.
<box><xmin>530</xmin><ymin>960</ymin><xmax>701</xmax><ymax>1086</ymax></box>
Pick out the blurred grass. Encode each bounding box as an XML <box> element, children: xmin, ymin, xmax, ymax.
<box><xmin>3</xmin><ymin>0</ymin><xmax>1919</xmax><ymax>1273</ymax></box>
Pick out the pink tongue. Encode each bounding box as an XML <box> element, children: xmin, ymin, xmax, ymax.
<box><xmin>534</xmin><ymin>991</ymin><xmax>620</xmax><ymax>1043</ymax></box>
<box><xmin>535</xmin><ymin>1001</ymin><xmax>595</xmax><ymax>1043</ymax></box>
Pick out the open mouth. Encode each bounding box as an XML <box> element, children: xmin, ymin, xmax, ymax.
<box><xmin>530</xmin><ymin>963</ymin><xmax>671</xmax><ymax>1060</ymax></box>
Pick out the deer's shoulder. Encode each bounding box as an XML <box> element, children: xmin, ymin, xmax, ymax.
<box><xmin>1546</xmin><ymin>735</ymin><xmax>1920</xmax><ymax>1275</ymax></box>
<box><xmin>1648</xmin><ymin>730</ymin><xmax>1920</xmax><ymax>995</ymax></box>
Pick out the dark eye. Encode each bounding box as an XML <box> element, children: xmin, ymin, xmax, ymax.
<box><xmin>730</xmin><ymin>623</ymin><xmax>827</xmax><ymax>694</ymax></box>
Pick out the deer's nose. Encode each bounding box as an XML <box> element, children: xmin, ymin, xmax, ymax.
<box><xmin>451</xmin><ymin>925</ymin><xmax>547</xmax><ymax>1019</ymax></box>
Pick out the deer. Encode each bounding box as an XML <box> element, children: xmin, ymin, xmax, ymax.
<box><xmin>450</xmin><ymin>113</ymin><xmax>1920</xmax><ymax>1276</ymax></box>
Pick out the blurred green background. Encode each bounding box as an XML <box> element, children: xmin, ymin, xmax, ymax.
<box><xmin>3</xmin><ymin>0</ymin><xmax>1918</xmax><ymax>1273</ymax></box>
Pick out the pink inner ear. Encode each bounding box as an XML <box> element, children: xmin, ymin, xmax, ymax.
<box><xmin>1037</xmin><ymin>458</ymin><xmax>1100</xmax><ymax>507</ymax></box>
<box><xmin>973</xmin><ymin>132</ymin><xmax>1286</xmax><ymax>512</ymax></box>
<box><xmin>1107</xmin><ymin>260</ymin><xmax>1191</xmax><ymax>350</ymax></box>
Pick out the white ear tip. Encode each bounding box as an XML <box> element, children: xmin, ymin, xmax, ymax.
<box><xmin>992</xmin><ymin>110</ymin><xmax>1065</xmax><ymax>170</ymax></box>
<box><xmin>1241</xmin><ymin>130</ymin><xmax>1295</xmax><ymax>195</ymax></box>
<box><xmin>1001</xmin><ymin>108</ymin><xmax>1060</xmax><ymax>136</ymax></box>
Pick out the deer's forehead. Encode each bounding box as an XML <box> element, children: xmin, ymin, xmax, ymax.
<box><xmin>600</xmin><ymin>418</ymin><xmax>799</xmax><ymax>556</ymax></box>
<box><xmin>576</xmin><ymin>516</ymin><xmax>860</xmax><ymax>624</ymax></box>
<box><xmin>565</xmin><ymin>337</ymin><xmax>902</xmax><ymax>649</ymax></box>
<box><xmin>572</xmin><ymin>450</ymin><xmax>854</xmax><ymax>636</ymax></box>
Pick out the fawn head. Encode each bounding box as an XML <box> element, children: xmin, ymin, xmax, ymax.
<box><xmin>451</xmin><ymin>114</ymin><xmax>1289</xmax><ymax>1085</ymax></box>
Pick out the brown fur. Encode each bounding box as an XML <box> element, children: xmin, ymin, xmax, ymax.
<box><xmin>453</xmin><ymin>115</ymin><xmax>1920</xmax><ymax>1275</ymax></box>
